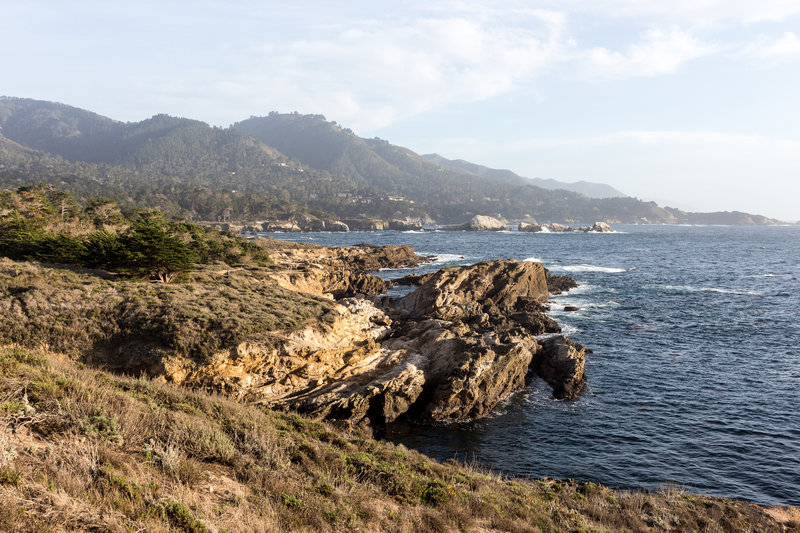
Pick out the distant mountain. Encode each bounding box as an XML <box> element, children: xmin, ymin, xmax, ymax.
<box><xmin>422</xmin><ymin>153</ymin><xmax>627</xmax><ymax>199</ymax></box>
<box><xmin>0</xmin><ymin>97</ymin><xmax>782</xmax><ymax>225</ymax></box>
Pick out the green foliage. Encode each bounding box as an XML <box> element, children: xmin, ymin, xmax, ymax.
<box><xmin>0</xmin><ymin>466</ymin><xmax>23</xmax><ymax>487</ymax></box>
<box><xmin>281</xmin><ymin>493</ymin><xmax>302</xmax><ymax>509</ymax></box>
<box><xmin>115</xmin><ymin>212</ymin><xmax>198</xmax><ymax>282</ymax></box>
<box><xmin>0</xmin><ymin>98</ymin><xmax>714</xmax><ymax>225</ymax></box>
<box><xmin>420</xmin><ymin>481</ymin><xmax>452</xmax><ymax>507</ymax></box>
<box><xmin>150</xmin><ymin>501</ymin><xmax>209</xmax><ymax>533</ymax></box>
<box><xmin>0</xmin><ymin>186</ymin><xmax>269</xmax><ymax>281</ymax></box>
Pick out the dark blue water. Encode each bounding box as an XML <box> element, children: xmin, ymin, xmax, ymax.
<box><xmin>263</xmin><ymin>225</ymin><xmax>800</xmax><ymax>506</ymax></box>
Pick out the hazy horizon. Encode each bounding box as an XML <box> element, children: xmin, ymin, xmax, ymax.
<box><xmin>3</xmin><ymin>1</ymin><xmax>799</xmax><ymax>221</ymax></box>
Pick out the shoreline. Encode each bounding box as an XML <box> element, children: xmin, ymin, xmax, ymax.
<box><xmin>0</xmin><ymin>237</ymin><xmax>795</xmax><ymax>531</ymax></box>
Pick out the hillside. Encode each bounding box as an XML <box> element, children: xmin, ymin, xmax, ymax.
<box><xmin>0</xmin><ymin>97</ymin><xmax>782</xmax><ymax>225</ymax></box>
<box><xmin>233</xmin><ymin>113</ymin><xmax>669</xmax><ymax>224</ymax></box>
<box><xmin>3</xmin><ymin>345</ymin><xmax>796</xmax><ymax>532</ymax></box>
<box><xmin>423</xmin><ymin>153</ymin><xmax>628</xmax><ymax>199</ymax></box>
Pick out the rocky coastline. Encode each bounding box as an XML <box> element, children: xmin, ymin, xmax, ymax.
<box><xmin>174</xmin><ymin>242</ymin><xmax>588</xmax><ymax>425</ymax></box>
<box><xmin>4</xmin><ymin>237</ymin><xmax>799</xmax><ymax>531</ymax></box>
<box><xmin>200</xmin><ymin>213</ymin><xmax>615</xmax><ymax>234</ymax></box>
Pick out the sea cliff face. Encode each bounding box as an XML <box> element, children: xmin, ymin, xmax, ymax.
<box><xmin>0</xmin><ymin>240</ymin><xmax>586</xmax><ymax>425</ymax></box>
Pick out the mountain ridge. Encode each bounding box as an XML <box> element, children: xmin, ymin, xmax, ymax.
<box><xmin>0</xmin><ymin>97</ymin><xmax>782</xmax><ymax>225</ymax></box>
<box><xmin>422</xmin><ymin>153</ymin><xmax>628</xmax><ymax>199</ymax></box>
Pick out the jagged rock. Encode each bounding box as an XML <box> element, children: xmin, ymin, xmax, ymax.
<box><xmin>518</xmin><ymin>221</ymin><xmax>543</xmax><ymax>232</ymax></box>
<box><xmin>457</xmin><ymin>215</ymin><xmax>510</xmax><ymax>231</ymax></box>
<box><xmin>135</xmin><ymin>252</ymin><xmax>587</xmax><ymax>424</ymax></box>
<box><xmin>588</xmin><ymin>221</ymin><xmax>614</xmax><ymax>232</ymax></box>
<box><xmin>546</xmin><ymin>223</ymin><xmax>571</xmax><ymax>232</ymax></box>
<box><xmin>262</xmin><ymin>220</ymin><xmax>301</xmax><ymax>232</ymax></box>
<box><xmin>388</xmin><ymin>218</ymin><xmax>424</xmax><ymax>231</ymax></box>
<box><xmin>342</xmin><ymin>218</ymin><xmax>388</xmax><ymax>231</ymax></box>
<box><xmin>293</xmin><ymin>214</ymin><xmax>326</xmax><ymax>232</ymax></box>
<box><xmin>324</xmin><ymin>270</ymin><xmax>392</xmax><ymax>298</ymax></box>
<box><xmin>563</xmin><ymin>306</ymin><xmax>580</xmax><ymax>312</ymax></box>
<box><xmin>547</xmin><ymin>273</ymin><xmax>579</xmax><ymax>295</ymax></box>
<box><xmin>533</xmin><ymin>336</ymin><xmax>586</xmax><ymax>400</ymax></box>
<box><xmin>396</xmin><ymin>260</ymin><xmax>550</xmax><ymax>320</ymax></box>
<box><xmin>393</xmin><ymin>273</ymin><xmax>434</xmax><ymax>286</ymax></box>
<box><xmin>327</xmin><ymin>221</ymin><xmax>350</xmax><ymax>232</ymax></box>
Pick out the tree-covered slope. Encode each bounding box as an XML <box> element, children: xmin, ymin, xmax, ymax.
<box><xmin>0</xmin><ymin>97</ymin><xmax>782</xmax><ymax>225</ymax></box>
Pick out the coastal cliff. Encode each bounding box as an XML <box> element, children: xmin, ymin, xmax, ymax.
<box><xmin>0</xmin><ymin>239</ymin><xmax>584</xmax><ymax>425</ymax></box>
<box><xmin>1</xmin><ymin>239</ymin><xmax>798</xmax><ymax>532</ymax></box>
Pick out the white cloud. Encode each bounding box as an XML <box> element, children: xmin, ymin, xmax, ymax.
<box><xmin>228</xmin><ymin>11</ymin><xmax>568</xmax><ymax>131</ymax></box>
<box><xmin>536</xmin><ymin>0</ymin><xmax>800</xmax><ymax>26</ymax></box>
<box><xmin>742</xmin><ymin>32</ymin><xmax>800</xmax><ymax>61</ymax></box>
<box><xmin>578</xmin><ymin>28</ymin><xmax>719</xmax><ymax>79</ymax></box>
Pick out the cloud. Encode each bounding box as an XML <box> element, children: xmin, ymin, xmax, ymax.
<box><xmin>578</xmin><ymin>28</ymin><xmax>719</xmax><ymax>79</ymax></box>
<box><xmin>537</xmin><ymin>0</ymin><xmax>800</xmax><ymax>26</ymax></box>
<box><xmin>741</xmin><ymin>32</ymin><xmax>800</xmax><ymax>62</ymax></box>
<box><xmin>231</xmin><ymin>11</ymin><xmax>568</xmax><ymax>131</ymax></box>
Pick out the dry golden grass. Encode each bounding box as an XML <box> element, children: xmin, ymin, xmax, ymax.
<box><xmin>0</xmin><ymin>258</ymin><xmax>336</xmax><ymax>366</ymax></box>
<box><xmin>0</xmin><ymin>345</ymin><xmax>794</xmax><ymax>533</ymax></box>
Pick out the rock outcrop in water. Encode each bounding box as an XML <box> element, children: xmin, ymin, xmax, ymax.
<box><xmin>518</xmin><ymin>220</ymin><xmax>614</xmax><ymax>233</ymax></box>
<box><xmin>236</xmin><ymin>257</ymin><xmax>585</xmax><ymax>423</ymax></box>
<box><xmin>1</xmin><ymin>237</ymin><xmax>585</xmax><ymax>425</ymax></box>
<box><xmin>441</xmin><ymin>215</ymin><xmax>510</xmax><ymax>231</ymax></box>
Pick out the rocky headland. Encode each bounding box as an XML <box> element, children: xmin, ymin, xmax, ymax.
<box><xmin>170</xmin><ymin>246</ymin><xmax>588</xmax><ymax>425</ymax></box>
<box><xmin>3</xmin><ymin>238</ymin><xmax>798</xmax><ymax>532</ymax></box>
<box><xmin>0</xmin><ymin>238</ymin><xmax>585</xmax><ymax>426</ymax></box>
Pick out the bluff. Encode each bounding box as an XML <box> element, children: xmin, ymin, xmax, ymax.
<box><xmin>0</xmin><ymin>239</ymin><xmax>585</xmax><ymax>425</ymax></box>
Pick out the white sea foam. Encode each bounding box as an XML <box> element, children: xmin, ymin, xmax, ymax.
<box><xmin>522</xmin><ymin>256</ymin><xmax>543</xmax><ymax>263</ymax></box>
<box><xmin>430</xmin><ymin>253</ymin><xmax>469</xmax><ymax>264</ymax></box>
<box><xmin>552</xmin><ymin>264</ymin><xmax>627</xmax><ymax>273</ymax></box>
<box><xmin>645</xmin><ymin>284</ymin><xmax>763</xmax><ymax>296</ymax></box>
<box><xmin>401</xmin><ymin>230</ymin><xmax>425</xmax><ymax>234</ymax></box>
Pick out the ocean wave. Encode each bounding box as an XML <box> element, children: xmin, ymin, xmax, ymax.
<box><xmin>522</xmin><ymin>256</ymin><xmax>543</xmax><ymax>263</ymax></box>
<box><xmin>401</xmin><ymin>230</ymin><xmax>426</xmax><ymax>234</ymax></box>
<box><xmin>644</xmin><ymin>284</ymin><xmax>763</xmax><ymax>296</ymax></box>
<box><xmin>552</xmin><ymin>264</ymin><xmax>627</xmax><ymax>273</ymax></box>
<box><xmin>429</xmin><ymin>253</ymin><xmax>469</xmax><ymax>264</ymax></box>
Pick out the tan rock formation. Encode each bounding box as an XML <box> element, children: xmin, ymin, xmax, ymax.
<box><xmin>396</xmin><ymin>259</ymin><xmax>550</xmax><ymax>319</ymax></box>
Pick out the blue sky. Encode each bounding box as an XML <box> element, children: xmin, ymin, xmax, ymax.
<box><xmin>3</xmin><ymin>0</ymin><xmax>800</xmax><ymax>221</ymax></box>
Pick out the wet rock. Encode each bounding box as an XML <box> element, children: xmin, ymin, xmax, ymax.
<box><xmin>327</xmin><ymin>221</ymin><xmax>350</xmax><ymax>232</ymax></box>
<box><xmin>547</xmin><ymin>274</ymin><xmax>579</xmax><ymax>295</ymax></box>
<box><xmin>533</xmin><ymin>335</ymin><xmax>586</xmax><ymax>400</ymax></box>
<box><xmin>518</xmin><ymin>221</ymin><xmax>543</xmax><ymax>232</ymax></box>
<box><xmin>342</xmin><ymin>218</ymin><xmax>388</xmax><ymax>231</ymax></box>
<box><xmin>588</xmin><ymin>221</ymin><xmax>614</xmax><ymax>233</ymax></box>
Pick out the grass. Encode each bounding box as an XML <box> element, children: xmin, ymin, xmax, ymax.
<box><xmin>0</xmin><ymin>344</ymin><xmax>794</xmax><ymax>532</ymax></box>
<box><xmin>0</xmin><ymin>258</ymin><xmax>337</xmax><ymax>366</ymax></box>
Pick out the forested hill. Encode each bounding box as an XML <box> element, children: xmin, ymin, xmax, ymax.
<box><xmin>422</xmin><ymin>153</ymin><xmax>628</xmax><ymax>199</ymax></box>
<box><xmin>233</xmin><ymin>113</ymin><xmax>675</xmax><ymax>223</ymax></box>
<box><xmin>0</xmin><ymin>97</ymin><xmax>782</xmax><ymax>225</ymax></box>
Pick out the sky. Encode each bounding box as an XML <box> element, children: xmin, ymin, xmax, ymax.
<box><xmin>3</xmin><ymin>1</ymin><xmax>800</xmax><ymax>221</ymax></box>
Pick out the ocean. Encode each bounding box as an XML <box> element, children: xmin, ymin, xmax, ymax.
<box><xmin>262</xmin><ymin>225</ymin><xmax>800</xmax><ymax>506</ymax></box>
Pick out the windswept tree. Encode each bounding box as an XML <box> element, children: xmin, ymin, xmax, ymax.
<box><xmin>117</xmin><ymin>212</ymin><xmax>198</xmax><ymax>282</ymax></box>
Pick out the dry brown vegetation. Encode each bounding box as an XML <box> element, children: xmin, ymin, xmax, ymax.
<box><xmin>0</xmin><ymin>345</ymin><xmax>795</xmax><ymax>533</ymax></box>
<box><xmin>0</xmin><ymin>258</ymin><xmax>336</xmax><ymax>368</ymax></box>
